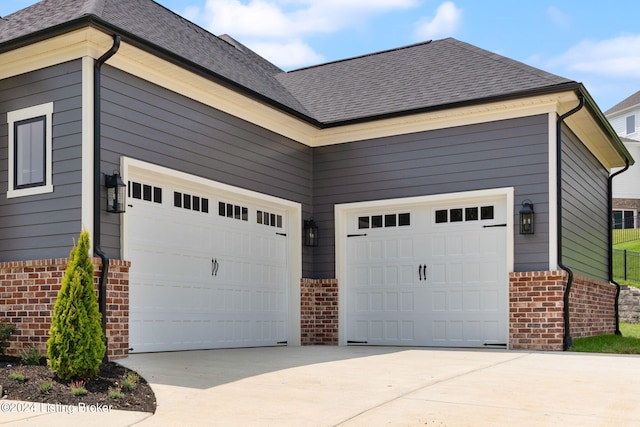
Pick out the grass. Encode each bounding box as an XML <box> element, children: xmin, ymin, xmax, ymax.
<box><xmin>615</xmin><ymin>240</ymin><xmax>640</xmax><ymax>252</ymax></box>
<box><xmin>613</xmin><ymin>236</ymin><xmax>640</xmax><ymax>288</ymax></box>
<box><xmin>572</xmin><ymin>323</ymin><xmax>640</xmax><ymax>354</ymax></box>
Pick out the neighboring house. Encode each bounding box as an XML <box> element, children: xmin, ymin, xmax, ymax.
<box><xmin>605</xmin><ymin>91</ymin><xmax>640</xmax><ymax>228</ymax></box>
<box><xmin>0</xmin><ymin>0</ymin><xmax>633</xmax><ymax>357</ymax></box>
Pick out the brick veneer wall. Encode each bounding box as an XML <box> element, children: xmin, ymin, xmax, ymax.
<box><xmin>300</xmin><ymin>278</ymin><xmax>338</xmax><ymax>345</ymax></box>
<box><xmin>509</xmin><ymin>271</ymin><xmax>617</xmax><ymax>350</ymax></box>
<box><xmin>568</xmin><ymin>275</ymin><xmax>617</xmax><ymax>338</ymax></box>
<box><xmin>0</xmin><ymin>258</ymin><xmax>130</xmax><ymax>360</ymax></box>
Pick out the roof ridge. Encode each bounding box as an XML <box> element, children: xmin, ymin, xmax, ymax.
<box><xmin>85</xmin><ymin>0</ymin><xmax>107</xmax><ymax>16</ymax></box>
<box><xmin>286</xmin><ymin>39</ymin><xmax>435</xmax><ymax>73</ymax></box>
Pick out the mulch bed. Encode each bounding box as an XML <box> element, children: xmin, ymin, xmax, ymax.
<box><xmin>0</xmin><ymin>356</ymin><xmax>156</xmax><ymax>413</ymax></box>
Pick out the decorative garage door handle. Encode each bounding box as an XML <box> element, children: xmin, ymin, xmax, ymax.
<box><xmin>211</xmin><ymin>259</ymin><xmax>219</xmax><ymax>277</ymax></box>
<box><xmin>418</xmin><ymin>264</ymin><xmax>427</xmax><ymax>281</ymax></box>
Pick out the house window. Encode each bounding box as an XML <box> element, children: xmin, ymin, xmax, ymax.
<box><xmin>613</xmin><ymin>210</ymin><xmax>636</xmax><ymax>229</ymax></box>
<box><xmin>6</xmin><ymin>103</ymin><xmax>54</xmax><ymax>198</ymax></box>
<box><xmin>627</xmin><ymin>115</ymin><xmax>636</xmax><ymax>135</ymax></box>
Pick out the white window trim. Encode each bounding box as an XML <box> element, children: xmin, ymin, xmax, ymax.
<box><xmin>6</xmin><ymin>103</ymin><xmax>54</xmax><ymax>198</ymax></box>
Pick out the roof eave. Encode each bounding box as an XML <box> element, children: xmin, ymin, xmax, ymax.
<box><xmin>578</xmin><ymin>86</ymin><xmax>635</xmax><ymax>166</ymax></box>
<box><xmin>319</xmin><ymin>82</ymin><xmax>583</xmax><ymax>128</ymax></box>
<box><xmin>0</xmin><ymin>15</ymin><xmax>92</xmax><ymax>54</ymax></box>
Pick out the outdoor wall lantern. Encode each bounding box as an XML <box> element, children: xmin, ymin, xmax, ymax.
<box><xmin>519</xmin><ymin>200</ymin><xmax>534</xmax><ymax>235</ymax></box>
<box><xmin>304</xmin><ymin>219</ymin><xmax>319</xmax><ymax>247</ymax></box>
<box><xmin>105</xmin><ymin>171</ymin><xmax>126</xmax><ymax>213</ymax></box>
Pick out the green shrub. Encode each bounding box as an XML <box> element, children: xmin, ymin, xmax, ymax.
<box><xmin>69</xmin><ymin>380</ymin><xmax>87</xmax><ymax>396</ymax></box>
<box><xmin>0</xmin><ymin>323</ymin><xmax>17</xmax><ymax>355</ymax></box>
<box><xmin>121</xmin><ymin>372</ymin><xmax>139</xmax><ymax>391</ymax></box>
<box><xmin>20</xmin><ymin>342</ymin><xmax>42</xmax><ymax>365</ymax></box>
<box><xmin>108</xmin><ymin>386</ymin><xmax>124</xmax><ymax>399</ymax></box>
<box><xmin>9</xmin><ymin>370</ymin><xmax>26</xmax><ymax>382</ymax></box>
<box><xmin>40</xmin><ymin>380</ymin><xmax>53</xmax><ymax>393</ymax></box>
<box><xmin>47</xmin><ymin>231</ymin><xmax>105</xmax><ymax>380</ymax></box>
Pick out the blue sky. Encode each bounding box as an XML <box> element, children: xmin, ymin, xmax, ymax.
<box><xmin>2</xmin><ymin>0</ymin><xmax>639</xmax><ymax>111</ymax></box>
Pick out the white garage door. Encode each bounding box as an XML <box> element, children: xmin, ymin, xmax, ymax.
<box><xmin>126</xmin><ymin>171</ymin><xmax>289</xmax><ymax>353</ymax></box>
<box><xmin>345</xmin><ymin>194</ymin><xmax>508</xmax><ymax>348</ymax></box>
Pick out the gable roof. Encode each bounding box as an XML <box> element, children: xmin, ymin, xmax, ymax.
<box><xmin>1</xmin><ymin>0</ymin><xmax>579</xmax><ymax>127</ymax></box>
<box><xmin>605</xmin><ymin>90</ymin><xmax>640</xmax><ymax>116</ymax></box>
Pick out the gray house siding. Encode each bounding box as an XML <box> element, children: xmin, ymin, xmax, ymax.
<box><xmin>560</xmin><ymin>124</ymin><xmax>609</xmax><ymax>281</ymax></box>
<box><xmin>0</xmin><ymin>60</ymin><xmax>83</xmax><ymax>261</ymax></box>
<box><xmin>98</xmin><ymin>66</ymin><xmax>314</xmax><ymax>270</ymax></box>
<box><xmin>312</xmin><ymin>114</ymin><xmax>551</xmax><ymax>279</ymax></box>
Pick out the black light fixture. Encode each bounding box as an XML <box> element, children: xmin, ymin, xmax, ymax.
<box><xmin>519</xmin><ymin>200</ymin><xmax>534</xmax><ymax>234</ymax></box>
<box><xmin>105</xmin><ymin>171</ymin><xmax>126</xmax><ymax>213</ymax></box>
<box><xmin>304</xmin><ymin>219</ymin><xmax>319</xmax><ymax>247</ymax></box>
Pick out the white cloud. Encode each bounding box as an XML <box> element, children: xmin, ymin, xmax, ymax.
<box><xmin>182</xmin><ymin>5</ymin><xmax>201</xmax><ymax>22</ymax></box>
<box><xmin>247</xmin><ymin>39</ymin><xmax>326</xmax><ymax>68</ymax></box>
<box><xmin>546</xmin><ymin>6</ymin><xmax>571</xmax><ymax>29</ymax></box>
<box><xmin>189</xmin><ymin>0</ymin><xmax>418</xmax><ymax>68</ymax></box>
<box><xmin>413</xmin><ymin>2</ymin><xmax>462</xmax><ymax>41</ymax></box>
<box><xmin>550</xmin><ymin>35</ymin><xmax>640</xmax><ymax>78</ymax></box>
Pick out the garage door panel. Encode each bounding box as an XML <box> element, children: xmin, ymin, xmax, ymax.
<box><xmin>346</xmin><ymin>196</ymin><xmax>508</xmax><ymax>348</ymax></box>
<box><xmin>128</xmin><ymin>172</ymin><xmax>290</xmax><ymax>353</ymax></box>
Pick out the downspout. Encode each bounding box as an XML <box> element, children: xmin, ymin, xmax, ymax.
<box><xmin>94</xmin><ymin>35</ymin><xmax>121</xmax><ymax>358</ymax></box>
<box><xmin>609</xmin><ymin>158</ymin><xmax>630</xmax><ymax>336</ymax></box>
<box><xmin>557</xmin><ymin>94</ymin><xmax>585</xmax><ymax>350</ymax></box>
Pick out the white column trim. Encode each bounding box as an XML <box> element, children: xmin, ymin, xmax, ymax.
<box><xmin>548</xmin><ymin>112</ymin><xmax>558</xmax><ymax>270</ymax></box>
<box><xmin>82</xmin><ymin>56</ymin><xmax>95</xmax><ymax>256</ymax></box>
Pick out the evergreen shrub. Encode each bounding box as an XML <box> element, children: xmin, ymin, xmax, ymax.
<box><xmin>47</xmin><ymin>231</ymin><xmax>105</xmax><ymax>379</ymax></box>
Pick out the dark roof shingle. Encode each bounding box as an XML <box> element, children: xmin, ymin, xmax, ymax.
<box><xmin>276</xmin><ymin>38</ymin><xmax>574</xmax><ymax>124</ymax></box>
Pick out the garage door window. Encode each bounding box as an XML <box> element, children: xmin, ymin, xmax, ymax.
<box><xmin>257</xmin><ymin>210</ymin><xmax>283</xmax><ymax>228</ymax></box>
<box><xmin>435</xmin><ymin>205</ymin><xmax>494</xmax><ymax>224</ymax></box>
<box><xmin>219</xmin><ymin>201</ymin><xmax>248</xmax><ymax>221</ymax></box>
<box><xmin>358</xmin><ymin>212</ymin><xmax>410</xmax><ymax>229</ymax></box>
<box><xmin>174</xmin><ymin>191</ymin><xmax>209</xmax><ymax>213</ymax></box>
<box><xmin>130</xmin><ymin>181</ymin><xmax>162</xmax><ymax>204</ymax></box>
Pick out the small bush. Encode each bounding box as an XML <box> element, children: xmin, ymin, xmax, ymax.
<box><xmin>69</xmin><ymin>380</ymin><xmax>87</xmax><ymax>396</ymax></box>
<box><xmin>9</xmin><ymin>370</ymin><xmax>26</xmax><ymax>382</ymax></box>
<box><xmin>0</xmin><ymin>323</ymin><xmax>17</xmax><ymax>355</ymax></box>
<box><xmin>20</xmin><ymin>343</ymin><xmax>42</xmax><ymax>365</ymax></box>
<box><xmin>108</xmin><ymin>386</ymin><xmax>124</xmax><ymax>399</ymax></box>
<box><xmin>121</xmin><ymin>372</ymin><xmax>139</xmax><ymax>391</ymax></box>
<box><xmin>40</xmin><ymin>380</ymin><xmax>53</xmax><ymax>393</ymax></box>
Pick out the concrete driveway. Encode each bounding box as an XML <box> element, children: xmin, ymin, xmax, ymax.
<box><xmin>4</xmin><ymin>347</ymin><xmax>640</xmax><ymax>426</ymax></box>
<box><xmin>119</xmin><ymin>346</ymin><xmax>640</xmax><ymax>426</ymax></box>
